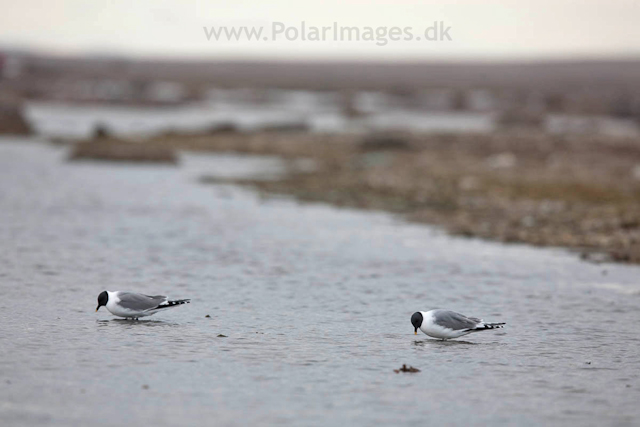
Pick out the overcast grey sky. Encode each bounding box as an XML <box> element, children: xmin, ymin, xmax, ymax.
<box><xmin>1</xmin><ymin>0</ymin><xmax>639</xmax><ymax>60</ymax></box>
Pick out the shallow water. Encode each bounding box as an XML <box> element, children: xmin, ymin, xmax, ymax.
<box><xmin>1</xmin><ymin>139</ymin><xmax>639</xmax><ymax>426</ymax></box>
<box><xmin>24</xmin><ymin>102</ymin><xmax>495</xmax><ymax>138</ymax></box>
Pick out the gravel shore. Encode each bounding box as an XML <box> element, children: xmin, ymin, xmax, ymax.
<box><xmin>78</xmin><ymin>131</ymin><xmax>640</xmax><ymax>263</ymax></box>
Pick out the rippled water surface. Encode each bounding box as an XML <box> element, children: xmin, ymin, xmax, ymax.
<box><xmin>1</xmin><ymin>139</ymin><xmax>639</xmax><ymax>426</ymax></box>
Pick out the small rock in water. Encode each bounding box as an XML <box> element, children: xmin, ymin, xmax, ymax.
<box><xmin>394</xmin><ymin>364</ymin><xmax>420</xmax><ymax>373</ymax></box>
<box><xmin>585</xmin><ymin>361</ymin><xmax>591</xmax><ymax>365</ymax></box>
<box><xmin>142</xmin><ymin>384</ymin><xmax>150</xmax><ymax>390</ymax></box>
<box><xmin>205</xmin><ymin>315</ymin><xmax>211</xmax><ymax>318</ymax></box>
<box><xmin>217</xmin><ymin>334</ymin><xmax>227</xmax><ymax>338</ymax></box>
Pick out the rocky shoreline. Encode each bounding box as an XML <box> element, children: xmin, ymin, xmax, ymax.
<box><xmin>77</xmin><ymin>131</ymin><xmax>640</xmax><ymax>263</ymax></box>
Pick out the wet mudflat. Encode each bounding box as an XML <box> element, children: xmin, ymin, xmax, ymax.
<box><xmin>1</xmin><ymin>138</ymin><xmax>639</xmax><ymax>426</ymax></box>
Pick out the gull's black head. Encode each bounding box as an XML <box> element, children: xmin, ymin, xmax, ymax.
<box><xmin>411</xmin><ymin>312</ymin><xmax>423</xmax><ymax>334</ymax></box>
<box><xmin>96</xmin><ymin>291</ymin><xmax>108</xmax><ymax>312</ymax></box>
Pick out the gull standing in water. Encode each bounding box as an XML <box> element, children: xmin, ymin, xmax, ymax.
<box><xmin>96</xmin><ymin>291</ymin><xmax>190</xmax><ymax>319</ymax></box>
<box><xmin>411</xmin><ymin>309</ymin><xmax>505</xmax><ymax>340</ymax></box>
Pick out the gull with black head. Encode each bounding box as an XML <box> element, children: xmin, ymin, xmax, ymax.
<box><xmin>411</xmin><ymin>309</ymin><xmax>505</xmax><ymax>340</ymax></box>
<box><xmin>96</xmin><ymin>291</ymin><xmax>190</xmax><ymax>320</ymax></box>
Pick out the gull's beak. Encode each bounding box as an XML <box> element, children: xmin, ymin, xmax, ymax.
<box><xmin>414</xmin><ymin>331</ymin><xmax>417</xmax><ymax>335</ymax></box>
<box><xmin>96</xmin><ymin>307</ymin><xmax>100</xmax><ymax>312</ymax></box>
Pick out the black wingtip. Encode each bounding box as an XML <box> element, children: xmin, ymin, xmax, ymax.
<box><xmin>168</xmin><ymin>299</ymin><xmax>190</xmax><ymax>305</ymax></box>
<box><xmin>156</xmin><ymin>299</ymin><xmax>191</xmax><ymax>309</ymax></box>
<box><xmin>480</xmin><ymin>323</ymin><xmax>505</xmax><ymax>329</ymax></box>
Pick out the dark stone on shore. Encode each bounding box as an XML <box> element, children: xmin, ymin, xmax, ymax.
<box><xmin>0</xmin><ymin>103</ymin><xmax>31</xmax><ymax>135</ymax></box>
<box><xmin>208</xmin><ymin>122</ymin><xmax>239</xmax><ymax>134</ymax></box>
<box><xmin>92</xmin><ymin>123</ymin><xmax>111</xmax><ymax>139</ymax></box>
<box><xmin>360</xmin><ymin>133</ymin><xmax>411</xmax><ymax>151</ymax></box>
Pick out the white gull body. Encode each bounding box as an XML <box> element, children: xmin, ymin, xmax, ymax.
<box><xmin>98</xmin><ymin>291</ymin><xmax>190</xmax><ymax>319</ymax></box>
<box><xmin>414</xmin><ymin>309</ymin><xmax>505</xmax><ymax>340</ymax></box>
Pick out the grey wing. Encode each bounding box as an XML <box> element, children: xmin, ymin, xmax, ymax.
<box><xmin>433</xmin><ymin>310</ymin><xmax>481</xmax><ymax>331</ymax></box>
<box><xmin>117</xmin><ymin>292</ymin><xmax>167</xmax><ymax>311</ymax></box>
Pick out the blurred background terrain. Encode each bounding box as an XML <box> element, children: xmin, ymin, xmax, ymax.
<box><xmin>3</xmin><ymin>3</ymin><xmax>640</xmax><ymax>424</ymax></box>
<box><xmin>4</xmin><ymin>51</ymin><xmax>640</xmax><ymax>262</ymax></box>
